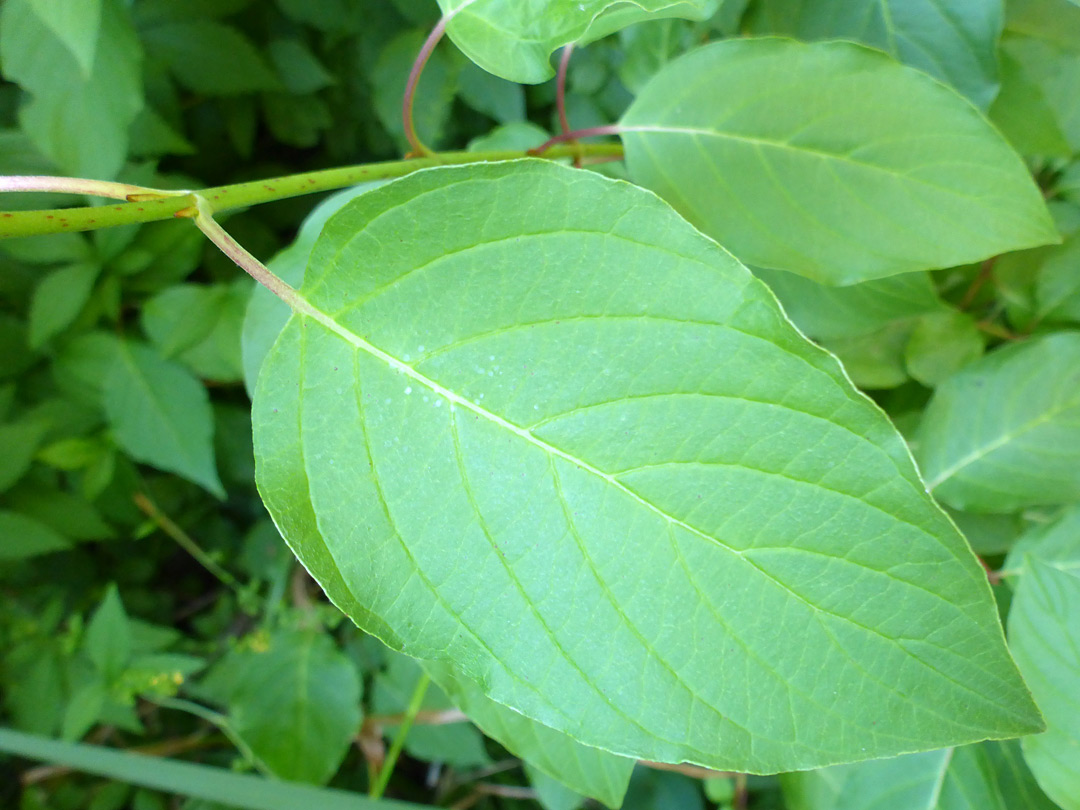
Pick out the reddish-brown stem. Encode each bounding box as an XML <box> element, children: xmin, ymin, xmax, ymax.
<box><xmin>556</xmin><ymin>45</ymin><xmax>581</xmax><ymax>168</ymax></box>
<box><xmin>530</xmin><ymin>124</ymin><xmax>624</xmax><ymax>155</ymax></box>
<box><xmin>403</xmin><ymin>15</ymin><xmax>451</xmax><ymax>158</ymax></box>
<box><xmin>978</xmin><ymin>557</ymin><xmax>1002</xmax><ymax>586</ymax></box>
<box><xmin>959</xmin><ymin>257</ymin><xmax>998</xmax><ymax>310</ymax></box>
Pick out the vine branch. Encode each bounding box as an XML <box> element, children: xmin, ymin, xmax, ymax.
<box><xmin>0</xmin><ymin>144</ymin><xmax>623</xmax><ymax>240</ymax></box>
<box><xmin>403</xmin><ymin>15</ymin><xmax>453</xmax><ymax>158</ymax></box>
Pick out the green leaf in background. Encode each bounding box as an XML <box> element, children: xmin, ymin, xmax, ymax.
<box><xmin>621</xmin><ymin>768</ymin><xmax>704</xmax><ymax>810</ymax></box>
<box><xmin>1004</xmin><ymin>505</ymin><xmax>1080</xmax><ymax>578</ymax></box>
<box><xmin>25</xmin><ymin>0</ymin><xmax>104</xmax><ymax>78</ymax></box>
<box><xmin>781</xmin><ymin>740</ymin><xmax>1057</xmax><ymax>810</ymax></box>
<box><xmin>425</xmin><ymin>659</ymin><xmax>634</xmax><ymax>807</ymax></box>
<box><xmin>915</xmin><ymin>332</ymin><xmax>1080</xmax><ymax>512</ymax></box>
<box><xmin>196</xmin><ymin>629</ymin><xmax>361</xmax><ymax>785</ymax></box>
<box><xmin>0</xmin><ymin>0</ymin><xmax>143</xmax><ymax>179</ymax></box>
<box><xmin>103</xmin><ymin>341</ymin><xmax>224</xmax><ymax>498</ymax></box>
<box><xmin>142</xmin><ymin>20</ymin><xmax>281</xmax><ymax>95</ymax></box>
<box><xmin>990</xmin><ymin>50</ymin><xmax>1074</xmax><ymax>158</ymax></box>
<box><xmin>620</xmin><ymin>38</ymin><xmax>1057</xmax><ymax>285</ymax></box>
<box><xmin>0</xmin><ymin>416</ymin><xmax>50</xmax><ymax>493</ymax></box>
<box><xmin>1034</xmin><ymin>232</ymin><xmax>1080</xmax><ymax>324</ymax></box>
<box><xmin>1008</xmin><ymin>559</ymin><xmax>1080</xmax><ymax>809</ymax></box>
<box><xmin>142</xmin><ymin>280</ymin><xmax>250</xmax><ymax>383</ymax></box>
<box><xmin>903</xmin><ymin>311</ymin><xmax>985</xmax><ymax>388</ymax></box>
<box><xmin>526</xmin><ymin>763</ymin><xmax>584</xmax><ymax>810</ymax></box>
<box><xmin>253</xmin><ymin>160</ymin><xmax>1040</xmax><ymax>773</ymax></box>
<box><xmin>998</xmin><ymin>34</ymin><xmax>1080</xmax><ymax>154</ymax></box>
<box><xmin>85</xmin><ymin>585</ymin><xmax>133</xmax><ymax>682</ymax></box>
<box><xmin>820</xmin><ymin>321</ymin><xmax>915</xmax><ymax>391</ymax></box>
<box><xmin>0</xmin><ymin>511</ymin><xmax>71</xmax><ymax>561</ymax></box>
<box><xmin>436</xmin><ymin>0</ymin><xmax>715</xmax><ymax>83</ymax></box>
<box><xmin>744</xmin><ymin>0</ymin><xmax>1004</xmax><ymax>108</ymax></box>
<box><xmin>372</xmin><ymin>652</ymin><xmax>490</xmax><ymax>769</ymax></box>
<box><xmin>754</xmin><ymin>268</ymin><xmax>947</xmax><ymax>341</ymax></box>
<box><xmin>29</xmin><ymin>262</ymin><xmax>101</xmax><ymax>349</ymax></box>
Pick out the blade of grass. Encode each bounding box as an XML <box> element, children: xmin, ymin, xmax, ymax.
<box><xmin>0</xmin><ymin>727</ymin><xmax>423</xmax><ymax>810</ymax></box>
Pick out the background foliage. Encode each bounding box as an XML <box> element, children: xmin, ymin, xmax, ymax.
<box><xmin>1</xmin><ymin>0</ymin><xmax>1079</xmax><ymax>809</ymax></box>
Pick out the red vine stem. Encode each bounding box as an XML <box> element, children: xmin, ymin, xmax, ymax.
<box><xmin>555</xmin><ymin>44</ymin><xmax>581</xmax><ymax>167</ymax></box>
<box><xmin>403</xmin><ymin>14</ymin><xmax>452</xmax><ymax>158</ymax></box>
<box><xmin>529</xmin><ymin>124</ymin><xmax>624</xmax><ymax>156</ymax></box>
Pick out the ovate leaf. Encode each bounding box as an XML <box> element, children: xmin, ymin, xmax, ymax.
<box><xmin>425</xmin><ymin>659</ymin><xmax>633</xmax><ymax>807</ymax></box>
<box><xmin>903</xmin><ymin>311</ymin><xmax>985</xmax><ymax>388</ymax></box>
<box><xmin>252</xmin><ymin>161</ymin><xmax>1040</xmax><ymax>772</ymax></box>
<box><xmin>915</xmin><ymin>333</ymin><xmax>1080</xmax><ymax>512</ymax></box>
<box><xmin>745</xmin><ymin>0</ymin><xmax>1004</xmax><ymax>108</ymax></box>
<box><xmin>437</xmin><ymin>0</ymin><xmax>715</xmax><ymax>83</ymax></box>
<box><xmin>1009</xmin><ymin>559</ymin><xmax>1080</xmax><ymax>809</ymax></box>
<box><xmin>196</xmin><ymin>629</ymin><xmax>361</xmax><ymax>785</ymax></box>
<box><xmin>621</xmin><ymin>38</ymin><xmax>1057</xmax><ymax>284</ymax></box>
<box><xmin>103</xmin><ymin>341</ymin><xmax>224</xmax><ymax>498</ymax></box>
<box><xmin>781</xmin><ymin>741</ymin><xmax>1057</xmax><ymax>810</ymax></box>
<box><xmin>29</xmin><ymin>262</ymin><xmax>101</xmax><ymax>349</ymax></box>
<box><xmin>85</xmin><ymin>585</ymin><xmax>132</xmax><ymax>682</ymax></box>
<box><xmin>142</xmin><ymin>20</ymin><xmax>280</xmax><ymax>95</ymax></box>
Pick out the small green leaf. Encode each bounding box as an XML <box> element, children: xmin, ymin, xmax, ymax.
<box><xmin>916</xmin><ymin>332</ymin><xmax>1080</xmax><ymax>512</ymax></box>
<box><xmin>781</xmin><ymin>740</ymin><xmax>1057</xmax><ymax>810</ymax></box>
<box><xmin>622</xmin><ymin>768</ymin><xmax>704</xmax><ymax>810</ymax></box>
<box><xmin>437</xmin><ymin>0</ymin><xmax>715</xmax><ymax>83</ymax></box>
<box><xmin>253</xmin><ymin>160</ymin><xmax>1041</xmax><ymax>772</ymax></box>
<box><xmin>457</xmin><ymin>61</ymin><xmax>525</xmax><ymax>123</ymax></box>
<box><xmin>0</xmin><ymin>417</ymin><xmax>50</xmax><ymax>493</ymax></box>
<box><xmin>372</xmin><ymin>30</ymin><xmax>460</xmax><ymax>151</ymax></box>
<box><xmin>999</xmin><ymin>33</ymin><xmax>1080</xmax><ymax>153</ymax></box>
<box><xmin>621</xmin><ymin>38</ymin><xmax>1058</xmax><ymax>284</ymax></box>
<box><xmin>62</xmin><ymin>680</ymin><xmax>108</xmax><ymax>741</ymax></box>
<box><xmin>821</xmin><ymin>321</ymin><xmax>914</xmax><ymax>390</ymax></box>
<box><xmin>745</xmin><ymin>0</ymin><xmax>1004</xmax><ymax>107</ymax></box>
<box><xmin>29</xmin><ymin>263</ymin><xmax>101</xmax><ymax>349</ymax></box>
<box><xmin>425</xmin><ymin>659</ymin><xmax>633</xmax><ymax>807</ymax></box>
<box><xmin>1009</xmin><ymin>559</ymin><xmax>1080</xmax><ymax>809</ymax></box>
<box><xmin>103</xmin><ymin>341</ymin><xmax>224</xmax><ymax>498</ymax></box>
<box><xmin>267</xmin><ymin>39</ymin><xmax>336</xmax><ymax>95</ymax></box>
<box><xmin>904</xmin><ymin>311</ymin><xmax>985</xmax><ymax>388</ymax></box>
<box><xmin>0</xmin><ymin>511</ymin><xmax>71</xmax><ymax>561</ymax></box>
<box><xmin>25</xmin><ymin>0</ymin><xmax>103</xmax><ymax>77</ymax></box>
<box><xmin>196</xmin><ymin>630</ymin><xmax>361</xmax><ymax>785</ymax></box>
<box><xmin>1005</xmin><ymin>505</ymin><xmax>1080</xmax><ymax>577</ymax></box>
<box><xmin>527</xmin><ymin>763</ymin><xmax>585</xmax><ymax>810</ymax></box>
<box><xmin>1034</xmin><ymin>232</ymin><xmax>1080</xmax><ymax>324</ymax></box>
<box><xmin>990</xmin><ymin>49</ymin><xmax>1074</xmax><ymax>157</ymax></box>
<box><xmin>85</xmin><ymin>585</ymin><xmax>132</xmax><ymax>681</ymax></box>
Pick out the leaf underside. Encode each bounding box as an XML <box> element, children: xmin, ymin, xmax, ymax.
<box><xmin>252</xmin><ymin>160</ymin><xmax>1040</xmax><ymax>773</ymax></box>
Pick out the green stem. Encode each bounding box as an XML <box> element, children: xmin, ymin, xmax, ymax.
<box><xmin>134</xmin><ymin>493</ymin><xmax>244</xmax><ymax>595</ymax></box>
<box><xmin>0</xmin><ymin>144</ymin><xmax>623</xmax><ymax>240</ymax></box>
<box><xmin>370</xmin><ymin>672</ymin><xmax>431</xmax><ymax>800</ymax></box>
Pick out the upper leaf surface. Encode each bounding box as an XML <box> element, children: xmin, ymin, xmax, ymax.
<box><xmin>252</xmin><ymin>161</ymin><xmax>1040</xmax><ymax>772</ymax></box>
<box><xmin>620</xmin><ymin>38</ymin><xmax>1057</xmax><ymax>285</ymax></box>
<box><xmin>436</xmin><ymin>0</ymin><xmax>714</xmax><ymax>83</ymax></box>
<box><xmin>915</xmin><ymin>332</ymin><xmax>1080</xmax><ymax>512</ymax></box>
<box><xmin>744</xmin><ymin>0</ymin><xmax>1004</xmax><ymax>108</ymax></box>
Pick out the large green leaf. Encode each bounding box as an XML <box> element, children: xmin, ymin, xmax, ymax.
<box><xmin>781</xmin><ymin>741</ymin><xmax>1057</xmax><ymax>810</ymax></box>
<box><xmin>620</xmin><ymin>38</ymin><xmax>1057</xmax><ymax>285</ymax></box>
<box><xmin>424</xmin><ymin>659</ymin><xmax>634</xmax><ymax>807</ymax></box>
<box><xmin>745</xmin><ymin>0</ymin><xmax>1003</xmax><ymax>108</ymax></box>
<box><xmin>252</xmin><ymin>161</ymin><xmax>1040</xmax><ymax>773</ymax></box>
<box><xmin>1008</xmin><ymin>559</ymin><xmax>1080</xmax><ymax>809</ymax></box>
<box><xmin>437</xmin><ymin>0</ymin><xmax>715</xmax><ymax>83</ymax></box>
<box><xmin>915</xmin><ymin>332</ymin><xmax>1080</xmax><ymax>512</ymax></box>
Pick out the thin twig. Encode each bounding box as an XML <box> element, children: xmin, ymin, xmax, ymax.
<box><xmin>641</xmin><ymin>760</ymin><xmax>737</xmax><ymax>780</ymax></box>
<box><xmin>0</xmin><ymin>175</ymin><xmax>189</xmax><ymax>201</ymax></box>
<box><xmin>959</xmin><ymin>257</ymin><xmax>998</xmax><ymax>310</ymax></box>
<box><xmin>363</xmin><ymin>708</ymin><xmax>469</xmax><ymax>729</ymax></box>
<box><xmin>556</xmin><ymin>45</ymin><xmax>583</xmax><ymax>168</ymax></box>
<box><xmin>133</xmin><ymin>493</ymin><xmax>242</xmax><ymax>594</ymax></box>
<box><xmin>530</xmin><ymin>124</ymin><xmax>623</xmax><ymax>155</ymax></box>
